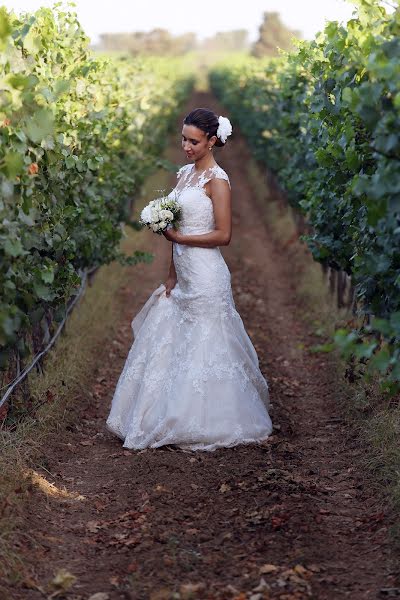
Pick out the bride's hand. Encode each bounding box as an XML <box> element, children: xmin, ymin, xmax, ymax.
<box><xmin>164</xmin><ymin>276</ymin><xmax>177</xmax><ymax>297</ymax></box>
<box><xmin>162</xmin><ymin>227</ymin><xmax>181</xmax><ymax>243</ymax></box>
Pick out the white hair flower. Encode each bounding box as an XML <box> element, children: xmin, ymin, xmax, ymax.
<box><xmin>216</xmin><ymin>115</ymin><xmax>232</xmax><ymax>143</ymax></box>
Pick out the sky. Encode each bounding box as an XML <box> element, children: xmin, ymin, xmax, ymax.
<box><xmin>4</xmin><ymin>0</ymin><xmax>358</xmax><ymax>45</ymax></box>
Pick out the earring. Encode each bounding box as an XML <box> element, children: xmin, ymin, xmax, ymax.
<box><xmin>209</xmin><ymin>146</ymin><xmax>212</xmax><ymax>150</ymax></box>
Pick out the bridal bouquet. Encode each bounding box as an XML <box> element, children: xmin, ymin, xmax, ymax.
<box><xmin>139</xmin><ymin>190</ymin><xmax>181</xmax><ymax>235</ymax></box>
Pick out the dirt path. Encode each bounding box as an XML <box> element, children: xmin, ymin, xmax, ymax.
<box><xmin>9</xmin><ymin>92</ymin><xmax>397</xmax><ymax>600</ymax></box>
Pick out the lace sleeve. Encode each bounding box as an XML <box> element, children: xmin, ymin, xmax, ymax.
<box><xmin>216</xmin><ymin>171</ymin><xmax>231</xmax><ymax>190</ymax></box>
<box><xmin>203</xmin><ymin>165</ymin><xmax>231</xmax><ymax>190</ymax></box>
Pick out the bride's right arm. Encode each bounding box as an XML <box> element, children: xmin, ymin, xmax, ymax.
<box><xmin>164</xmin><ymin>244</ymin><xmax>177</xmax><ymax>297</ymax></box>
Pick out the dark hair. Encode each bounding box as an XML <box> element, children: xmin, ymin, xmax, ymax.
<box><xmin>183</xmin><ymin>107</ymin><xmax>225</xmax><ymax>148</ymax></box>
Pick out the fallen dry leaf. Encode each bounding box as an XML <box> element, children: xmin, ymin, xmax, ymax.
<box><xmin>219</xmin><ymin>483</ymin><xmax>231</xmax><ymax>493</ymax></box>
<box><xmin>155</xmin><ymin>484</ymin><xmax>169</xmax><ymax>492</ymax></box>
<box><xmin>252</xmin><ymin>577</ymin><xmax>270</xmax><ymax>593</ymax></box>
<box><xmin>294</xmin><ymin>564</ymin><xmax>311</xmax><ymax>578</ymax></box>
<box><xmin>80</xmin><ymin>439</ymin><xmax>93</xmax><ymax>446</ymax></box>
<box><xmin>22</xmin><ymin>576</ymin><xmax>44</xmax><ymax>592</ymax></box>
<box><xmin>86</xmin><ymin>520</ymin><xmax>102</xmax><ymax>533</ymax></box>
<box><xmin>48</xmin><ymin>568</ymin><xmax>77</xmax><ymax>598</ymax></box>
<box><xmin>179</xmin><ymin>582</ymin><xmax>206</xmax><ymax>599</ymax></box>
<box><xmin>306</xmin><ymin>564</ymin><xmax>322</xmax><ymax>573</ymax></box>
<box><xmin>259</xmin><ymin>563</ymin><xmax>278</xmax><ymax>574</ymax></box>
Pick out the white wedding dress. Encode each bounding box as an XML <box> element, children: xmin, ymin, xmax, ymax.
<box><xmin>105</xmin><ymin>162</ymin><xmax>273</xmax><ymax>451</ymax></box>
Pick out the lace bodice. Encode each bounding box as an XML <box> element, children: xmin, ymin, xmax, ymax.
<box><xmin>168</xmin><ymin>163</ymin><xmax>231</xmax><ymax>237</ymax></box>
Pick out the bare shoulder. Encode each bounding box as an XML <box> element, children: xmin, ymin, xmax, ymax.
<box><xmin>209</xmin><ymin>176</ymin><xmax>231</xmax><ymax>193</ymax></box>
<box><xmin>208</xmin><ymin>176</ymin><xmax>231</xmax><ymax>208</ymax></box>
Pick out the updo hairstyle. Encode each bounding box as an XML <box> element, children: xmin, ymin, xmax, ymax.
<box><xmin>183</xmin><ymin>108</ymin><xmax>225</xmax><ymax>148</ymax></box>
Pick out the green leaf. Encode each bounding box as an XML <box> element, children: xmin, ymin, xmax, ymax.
<box><xmin>309</xmin><ymin>343</ymin><xmax>335</xmax><ymax>353</ymax></box>
<box><xmin>389</xmin><ymin>360</ymin><xmax>400</xmax><ymax>382</ymax></box>
<box><xmin>0</xmin><ymin>7</ymin><xmax>11</xmax><ymax>43</ymax></box>
<box><xmin>65</xmin><ymin>156</ymin><xmax>76</xmax><ymax>168</ymax></box>
<box><xmin>3</xmin><ymin>152</ymin><xmax>24</xmax><ymax>178</ymax></box>
<box><xmin>369</xmin><ymin>347</ymin><xmax>391</xmax><ymax>374</ymax></box>
<box><xmin>345</xmin><ymin>148</ymin><xmax>360</xmax><ymax>170</ymax></box>
<box><xmin>54</xmin><ymin>79</ymin><xmax>70</xmax><ymax>97</ymax></box>
<box><xmin>53</xmin><ymin>305</ymin><xmax>67</xmax><ymax>322</ymax></box>
<box><xmin>33</xmin><ymin>282</ymin><xmax>57</xmax><ymax>302</ymax></box>
<box><xmin>354</xmin><ymin>342</ymin><xmax>378</xmax><ymax>359</ymax></box>
<box><xmin>87</xmin><ymin>158</ymin><xmax>98</xmax><ymax>170</ymax></box>
<box><xmin>371</xmin><ymin>317</ymin><xmax>392</xmax><ymax>336</ymax></box>
<box><xmin>24</xmin><ymin>108</ymin><xmax>55</xmax><ymax>143</ymax></box>
<box><xmin>6</xmin><ymin>73</ymin><xmax>34</xmax><ymax>90</ymax></box>
<box><xmin>342</xmin><ymin>87</ymin><xmax>353</xmax><ymax>105</ymax></box>
<box><xmin>4</xmin><ymin>238</ymin><xmax>25</xmax><ymax>257</ymax></box>
<box><xmin>23</xmin><ymin>28</ymin><xmax>43</xmax><ymax>55</ymax></box>
<box><xmin>40</xmin><ymin>267</ymin><xmax>55</xmax><ymax>284</ymax></box>
<box><xmin>18</xmin><ymin>207</ymin><xmax>36</xmax><ymax>226</ymax></box>
<box><xmin>389</xmin><ymin>312</ymin><xmax>400</xmax><ymax>334</ymax></box>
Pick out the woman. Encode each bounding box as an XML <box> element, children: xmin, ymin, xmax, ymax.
<box><xmin>105</xmin><ymin>108</ymin><xmax>273</xmax><ymax>451</ymax></box>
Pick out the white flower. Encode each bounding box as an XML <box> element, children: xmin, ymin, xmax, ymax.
<box><xmin>140</xmin><ymin>205</ymin><xmax>152</xmax><ymax>223</ymax></box>
<box><xmin>140</xmin><ymin>195</ymin><xmax>181</xmax><ymax>234</ymax></box>
<box><xmin>151</xmin><ymin>208</ymin><xmax>160</xmax><ymax>221</ymax></box>
<box><xmin>159</xmin><ymin>209</ymin><xmax>173</xmax><ymax>220</ymax></box>
<box><xmin>217</xmin><ymin>116</ymin><xmax>232</xmax><ymax>143</ymax></box>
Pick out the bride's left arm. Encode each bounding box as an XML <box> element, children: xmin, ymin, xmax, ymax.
<box><xmin>162</xmin><ymin>179</ymin><xmax>232</xmax><ymax>248</ymax></box>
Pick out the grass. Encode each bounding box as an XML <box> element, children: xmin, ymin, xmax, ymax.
<box><xmin>246</xmin><ymin>154</ymin><xmax>400</xmax><ymax>554</ymax></box>
<box><xmin>0</xmin><ymin>165</ymin><xmax>173</xmax><ymax>589</ymax></box>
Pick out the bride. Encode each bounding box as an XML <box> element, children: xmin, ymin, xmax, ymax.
<box><xmin>105</xmin><ymin>107</ymin><xmax>273</xmax><ymax>451</ymax></box>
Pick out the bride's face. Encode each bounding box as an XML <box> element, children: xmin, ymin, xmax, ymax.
<box><xmin>181</xmin><ymin>124</ymin><xmax>212</xmax><ymax>161</ymax></box>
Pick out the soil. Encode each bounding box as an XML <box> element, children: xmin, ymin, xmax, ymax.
<box><xmin>5</xmin><ymin>92</ymin><xmax>398</xmax><ymax>600</ymax></box>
